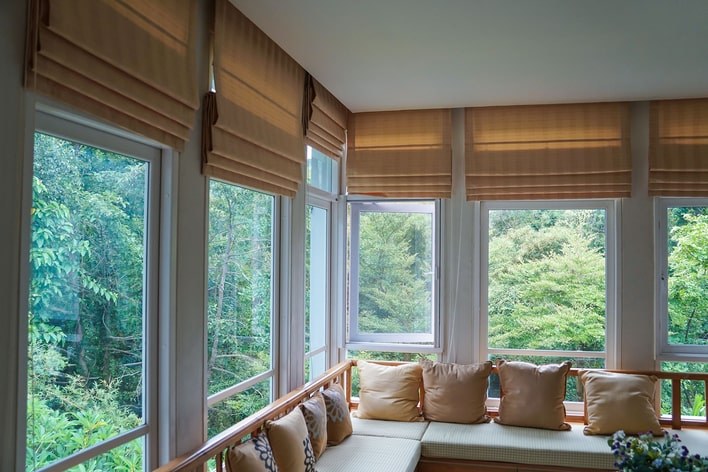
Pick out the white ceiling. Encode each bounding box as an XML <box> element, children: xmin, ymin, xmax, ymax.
<box><xmin>230</xmin><ymin>0</ymin><xmax>708</xmax><ymax>113</ymax></box>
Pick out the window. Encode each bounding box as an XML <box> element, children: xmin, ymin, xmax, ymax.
<box><xmin>656</xmin><ymin>199</ymin><xmax>708</xmax><ymax>358</ymax></box>
<box><xmin>481</xmin><ymin>201</ymin><xmax>617</xmax><ymax>380</ymax></box>
<box><xmin>26</xmin><ymin>112</ymin><xmax>160</xmax><ymax>471</ymax></box>
<box><xmin>307</xmin><ymin>146</ymin><xmax>339</xmax><ymax>194</ymax></box>
<box><xmin>348</xmin><ymin>201</ymin><xmax>439</xmax><ymax>351</ymax></box>
<box><xmin>207</xmin><ymin>181</ymin><xmax>276</xmax><ymax>437</ymax></box>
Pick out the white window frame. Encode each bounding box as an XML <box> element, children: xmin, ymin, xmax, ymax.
<box><xmin>655</xmin><ymin>197</ymin><xmax>708</xmax><ymax>360</ymax></box>
<box><xmin>479</xmin><ymin>200</ymin><xmax>619</xmax><ymax>366</ymax></box>
<box><xmin>21</xmin><ymin>105</ymin><xmax>163</xmax><ymax>472</ymax></box>
<box><xmin>204</xmin><ymin>180</ymin><xmax>280</xmax><ymax>420</ymax></box>
<box><xmin>347</xmin><ymin>199</ymin><xmax>441</xmax><ymax>352</ymax></box>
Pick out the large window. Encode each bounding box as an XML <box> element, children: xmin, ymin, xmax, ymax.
<box><xmin>207</xmin><ymin>181</ymin><xmax>276</xmax><ymax>438</ymax></box>
<box><xmin>348</xmin><ymin>201</ymin><xmax>439</xmax><ymax>351</ymax></box>
<box><xmin>26</xmin><ymin>113</ymin><xmax>160</xmax><ymax>471</ymax></box>
<box><xmin>481</xmin><ymin>201</ymin><xmax>617</xmax><ymax>382</ymax></box>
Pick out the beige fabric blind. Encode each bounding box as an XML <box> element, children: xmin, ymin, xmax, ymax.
<box><xmin>25</xmin><ymin>0</ymin><xmax>198</xmax><ymax>150</ymax></box>
<box><xmin>465</xmin><ymin>103</ymin><xmax>631</xmax><ymax>200</ymax></box>
<box><xmin>347</xmin><ymin>109</ymin><xmax>452</xmax><ymax>198</ymax></box>
<box><xmin>303</xmin><ymin>74</ymin><xmax>349</xmax><ymax>160</ymax></box>
<box><xmin>203</xmin><ymin>0</ymin><xmax>305</xmax><ymax>197</ymax></box>
<box><xmin>649</xmin><ymin>98</ymin><xmax>708</xmax><ymax>196</ymax></box>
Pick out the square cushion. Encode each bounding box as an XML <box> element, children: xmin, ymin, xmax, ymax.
<box><xmin>420</xmin><ymin>359</ymin><xmax>492</xmax><ymax>424</ymax></box>
<box><xmin>266</xmin><ymin>408</ymin><xmax>316</xmax><ymax>472</ymax></box>
<box><xmin>300</xmin><ymin>392</ymin><xmax>328</xmax><ymax>459</ymax></box>
<box><xmin>495</xmin><ymin>360</ymin><xmax>571</xmax><ymax>431</ymax></box>
<box><xmin>226</xmin><ymin>432</ymin><xmax>280</xmax><ymax>472</ymax></box>
<box><xmin>579</xmin><ymin>370</ymin><xmax>663</xmax><ymax>436</ymax></box>
<box><xmin>321</xmin><ymin>383</ymin><xmax>353</xmax><ymax>445</ymax></box>
<box><xmin>354</xmin><ymin>361</ymin><xmax>423</xmax><ymax>422</ymax></box>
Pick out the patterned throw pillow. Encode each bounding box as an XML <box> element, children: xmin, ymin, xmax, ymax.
<box><xmin>226</xmin><ymin>432</ymin><xmax>279</xmax><ymax>472</ymax></box>
<box><xmin>267</xmin><ymin>408</ymin><xmax>317</xmax><ymax>472</ymax></box>
<box><xmin>300</xmin><ymin>392</ymin><xmax>328</xmax><ymax>459</ymax></box>
<box><xmin>321</xmin><ymin>383</ymin><xmax>353</xmax><ymax>445</ymax></box>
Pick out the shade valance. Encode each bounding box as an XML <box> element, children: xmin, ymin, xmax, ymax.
<box><xmin>649</xmin><ymin>98</ymin><xmax>708</xmax><ymax>196</ymax></box>
<box><xmin>347</xmin><ymin>109</ymin><xmax>452</xmax><ymax>198</ymax></box>
<box><xmin>303</xmin><ymin>74</ymin><xmax>349</xmax><ymax>160</ymax></box>
<box><xmin>25</xmin><ymin>0</ymin><xmax>199</xmax><ymax>150</ymax></box>
<box><xmin>202</xmin><ymin>0</ymin><xmax>305</xmax><ymax>197</ymax></box>
<box><xmin>465</xmin><ymin>102</ymin><xmax>631</xmax><ymax>200</ymax></box>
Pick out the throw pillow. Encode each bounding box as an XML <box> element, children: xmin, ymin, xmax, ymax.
<box><xmin>420</xmin><ymin>359</ymin><xmax>492</xmax><ymax>424</ymax></box>
<box><xmin>321</xmin><ymin>383</ymin><xmax>352</xmax><ymax>445</ymax></box>
<box><xmin>354</xmin><ymin>360</ymin><xmax>423</xmax><ymax>422</ymax></box>
<box><xmin>579</xmin><ymin>370</ymin><xmax>663</xmax><ymax>436</ymax></box>
<box><xmin>495</xmin><ymin>360</ymin><xmax>572</xmax><ymax>431</ymax></box>
<box><xmin>226</xmin><ymin>432</ymin><xmax>279</xmax><ymax>472</ymax></box>
<box><xmin>266</xmin><ymin>408</ymin><xmax>316</xmax><ymax>472</ymax></box>
<box><xmin>300</xmin><ymin>392</ymin><xmax>328</xmax><ymax>459</ymax></box>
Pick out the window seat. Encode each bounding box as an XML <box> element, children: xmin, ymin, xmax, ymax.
<box><xmin>317</xmin><ymin>434</ymin><xmax>420</xmax><ymax>472</ymax></box>
<box><xmin>351</xmin><ymin>416</ymin><xmax>431</xmax><ymax>440</ymax></box>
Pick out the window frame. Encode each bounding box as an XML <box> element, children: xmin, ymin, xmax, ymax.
<box><xmin>347</xmin><ymin>198</ymin><xmax>442</xmax><ymax>353</ymax></box>
<box><xmin>479</xmin><ymin>199</ymin><xmax>620</xmax><ymax>369</ymax></box>
<box><xmin>204</xmin><ymin>180</ymin><xmax>280</xmax><ymax>423</ymax></box>
<box><xmin>21</xmin><ymin>105</ymin><xmax>163</xmax><ymax>472</ymax></box>
<box><xmin>655</xmin><ymin>197</ymin><xmax>708</xmax><ymax>360</ymax></box>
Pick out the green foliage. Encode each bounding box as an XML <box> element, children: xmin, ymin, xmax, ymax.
<box><xmin>609</xmin><ymin>430</ymin><xmax>708</xmax><ymax>471</ymax></box>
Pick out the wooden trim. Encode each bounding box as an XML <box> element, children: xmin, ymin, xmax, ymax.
<box><xmin>418</xmin><ymin>457</ymin><xmax>611</xmax><ymax>472</ymax></box>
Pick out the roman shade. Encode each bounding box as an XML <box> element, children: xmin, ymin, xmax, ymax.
<box><xmin>465</xmin><ymin>103</ymin><xmax>631</xmax><ymax>200</ymax></box>
<box><xmin>649</xmin><ymin>98</ymin><xmax>708</xmax><ymax>196</ymax></box>
<box><xmin>347</xmin><ymin>109</ymin><xmax>452</xmax><ymax>198</ymax></box>
<box><xmin>203</xmin><ymin>0</ymin><xmax>306</xmax><ymax>197</ymax></box>
<box><xmin>303</xmin><ymin>74</ymin><xmax>349</xmax><ymax>160</ymax></box>
<box><xmin>25</xmin><ymin>0</ymin><xmax>199</xmax><ymax>150</ymax></box>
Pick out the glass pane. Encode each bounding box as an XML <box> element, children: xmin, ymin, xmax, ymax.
<box><xmin>666</xmin><ymin>207</ymin><xmax>708</xmax><ymax>346</ymax></box>
<box><xmin>355</xmin><ymin>202</ymin><xmax>435</xmax><ymax>337</ymax></box>
<box><xmin>306</xmin><ymin>205</ymin><xmax>328</xmax><ymax>354</ymax></box>
<box><xmin>305</xmin><ymin>351</ymin><xmax>327</xmax><ymax>383</ymax></box>
<box><xmin>208</xmin><ymin>379</ymin><xmax>272</xmax><ymax>438</ymax></box>
<box><xmin>65</xmin><ymin>437</ymin><xmax>143</xmax><ymax>472</ymax></box>
<box><xmin>487</xmin><ymin>354</ymin><xmax>605</xmax><ymax>402</ymax></box>
<box><xmin>27</xmin><ymin>133</ymin><xmax>148</xmax><ymax>470</ymax></box>
<box><xmin>487</xmin><ymin>209</ymin><xmax>607</xmax><ymax>352</ymax></box>
<box><xmin>307</xmin><ymin>146</ymin><xmax>337</xmax><ymax>193</ymax></box>
<box><xmin>207</xmin><ymin>182</ymin><xmax>274</xmax><ymax>398</ymax></box>
<box><xmin>660</xmin><ymin>361</ymin><xmax>708</xmax><ymax>417</ymax></box>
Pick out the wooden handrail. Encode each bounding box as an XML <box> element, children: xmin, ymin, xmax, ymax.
<box><xmin>156</xmin><ymin>360</ymin><xmax>707</xmax><ymax>471</ymax></box>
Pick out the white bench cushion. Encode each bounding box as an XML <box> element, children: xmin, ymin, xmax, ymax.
<box><xmin>317</xmin><ymin>435</ymin><xmax>420</xmax><ymax>472</ymax></box>
<box><xmin>421</xmin><ymin>421</ymin><xmax>615</xmax><ymax>470</ymax></box>
<box><xmin>352</xmin><ymin>416</ymin><xmax>430</xmax><ymax>440</ymax></box>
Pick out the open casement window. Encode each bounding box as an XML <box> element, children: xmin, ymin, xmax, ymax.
<box><xmin>26</xmin><ymin>109</ymin><xmax>161</xmax><ymax>471</ymax></box>
<box><xmin>655</xmin><ymin>198</ymin><xmax>708</xmax><ymax>359</ymax></box>
<box><xmin>206</xmin><ymin>181</ymin><xmax>277</xmax><ymax>438</ymax></box>
<box><xmin>480</xmin><ymin>201</ymin><xmax>618</xmax><ymax>409</ymax></box>
<box><xmin>348</xmin><ymin>200</ymin><xmax>440</xmax><ymax>350</ymax></box>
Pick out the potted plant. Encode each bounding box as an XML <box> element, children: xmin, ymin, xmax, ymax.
<box><xmin>609</xmin><ymin>430</ymin><xmax>708</xmax><ymax>471</ymax></box>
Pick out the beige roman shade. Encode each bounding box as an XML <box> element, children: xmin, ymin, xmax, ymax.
<box><xmin>303</xmin><ymin>74</ymin><xmax>349</xmax><ymax>160</ymax></box>
<box><xmin>203</xmin><ymin>0</ymin><xmax>305</xmax><ymax>197</ymax></box>
<box><xmin>347</xmin><ymin>109</ymin><xmax>452</xmax><ymax>198</ymax></box>
<box><xmin>465</xmin><ymin>103</ymin><xmax>631</xmax><ymax>200</ymax></box>
<box><xmin>25</xmin><ymin>0</ymin><xmax>198</xmax><ymax>150</ymax></box>
<box><xmin>649</xmin><ymin>98</ymin><xmax>708</xmax><ymax>196</ymax></box>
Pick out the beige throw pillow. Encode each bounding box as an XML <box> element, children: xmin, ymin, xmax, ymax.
<box><xmin>226</xmin><ymin>432</ymin><xmax>279</xmax><ymax>472</ymax></box>
<box><xmin>421</xmin><ymin>360</ymin><xmax>492</xmax><ymax>424</ymax></box>
<box><xmin>354</xmin><ymin>361</ymin><xmax>423</xmax><ymax>422</ymax></box>
<box><xmin>300</xmin><ymin>392</ymin><xmax>328</xmax><ymax>459</ymax></box>
<box><xmin>266</xmin><ymin>408</ymin><xmax>316</xmax><ymax>472</ymax></box>
<box><xmin>495</xmin><ymin>360</ymin><xmax>571</xmax><ymax>431</ymax></box>
<box><xmin>579</xmin><ymin>370</ymin><xmax>663</xmax><ymax>436</ymax></box>
<box><xmin>321</xmin><ymin>383</ymin><xmax>352</xmax><ymax>445</ymax></box>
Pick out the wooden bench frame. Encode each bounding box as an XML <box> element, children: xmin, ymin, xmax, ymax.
<box><xmin>155</xmin><ymin>360</ymin><xmax>708</xmax><ymax>472</ymax></box>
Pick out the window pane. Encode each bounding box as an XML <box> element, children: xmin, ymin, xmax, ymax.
<box><xmin>350</xmin><ymin>202</ymin><xmax>435</xmax><ymax>342</ymax></box>
<box><xmin>27</xmin><ymin>133</ymin><xmax>148</xmax><ymax>470</ymax></box>
<box><xmin>305</xmin><ymin>351</ymin><xmax>327</xmax><ymax>383</ymax></box>
<box><xmin>487</xmin><ymin>209</ymin><xmax>607</xmax><ymax>352</ymax></box>
<box><xmin>207</xmin><ymin>182</ymin><xmax>274</xmax><ymax>396</ymax></box>
<box><xmin>306</xmin><ymin>205</ymin><xmax>328</xmax><ymax>354</ymax></box>
<box><xmin>307</xmin><ymin>146</ymin><xmax>337</xmax><ymax>194</ymax></box>
<box><xmin>207</xmin><ymin>379</ymin><xmax>272</xmax><ymax>438</ymax></box>
<box><xmin>660</xmin><ymin>361</ymin><xmax>708</xmax><ymax>417</ymax></box>
<box><xmin>666</xmin><ymin>207</ymin><xmax>708</xmax><ymax>346</ymax></box>
<box><xmin>65</xmin><ymin>437</ymin><xmax>143</xmax><ymax>472</ymax></box>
